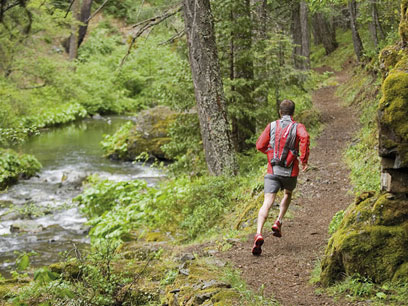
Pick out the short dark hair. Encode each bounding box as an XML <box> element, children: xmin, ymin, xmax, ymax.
<box><xmin>279</xmin><ymin>99</ymin><xmax>295</xmax><ymax>116</ymax></box>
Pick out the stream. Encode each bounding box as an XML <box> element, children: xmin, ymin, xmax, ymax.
<box><xmin>0</xmin><ymin>116</ymin><xmax>163</xmax><ymax>277</ymax></box>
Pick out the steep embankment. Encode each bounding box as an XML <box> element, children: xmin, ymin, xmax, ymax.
<box><xmin>218</xmin><ymin>65</ymin><xmax>358</xmax><ymax>305</ymax></box>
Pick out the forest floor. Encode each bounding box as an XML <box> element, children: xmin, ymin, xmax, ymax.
<box><xmin>217</xmin><ymin>64</ymin><xmax>363</xmax><ymax>305</ymax></box>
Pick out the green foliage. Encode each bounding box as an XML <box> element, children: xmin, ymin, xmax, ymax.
<box><xmin>100</xmin><ymin>121</ymin><xmax>133</xmax><ymax>159</ymax></box>
<box><xmin>74</xmin><ymin>175</ymin><xmax>147</xmax><ymax>219</ymax></box>
<box><xmin>338</xmin><ymin>69</ymin><xmax>381</xmax><ymax>194</ymax></box>
<box><xmin>161</xmin><ymin>114</ymin><xmax>206</xmax><ymax>175</ymax></box>
<box><xmin>33</xmin><ymin>267</ymin><xmax>59</xmax><ymax>285</ymax></box>
<box><xmin>5</xmin><ymin>241</ymin><xmax>159</xmax><ymax>305</ymax></box>
<box><xmin>75</xmin><ymin>173</ymin><xmax>248</xmax><ymax>244</ymax></box>
<box><xmin>326</xmin><ymin>274</ymin><xmax>408</xmax><ymax>304</ymax></box>
<box><xmin>0</xmin><ymin>149</ymin><xmax>42</xmax><ymax>190</ymax></box>
<box><xmin>328</xmin><ymin>210</ymin><xmax>344</xmax><ymax>235</ymax></box>
<box><xmin>100</xmin><ymin>0</ymin><xmax>181</xmax><ymax>24</ymax></box>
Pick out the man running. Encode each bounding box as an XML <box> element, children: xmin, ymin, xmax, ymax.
<box><xmin>252</xmin><ymin>99</ymin><xmax>310</xmax><ymax>256</ymax></box>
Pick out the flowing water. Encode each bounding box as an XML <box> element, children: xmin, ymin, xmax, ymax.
<box><xmin>0</xmin><ymin>116</ymin><xmax>163</xmax><ymax>276</ymax></box>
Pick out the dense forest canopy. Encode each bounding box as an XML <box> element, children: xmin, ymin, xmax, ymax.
<box><xmin>1</xmin><ymin>0</ymin><xmax>408</xmax><ymax>305</ymax></box>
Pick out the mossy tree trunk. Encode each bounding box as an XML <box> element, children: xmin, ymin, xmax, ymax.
<box><xmin>183</xmin><ymin>0</ymin><xmax>237</xmax><ymax>175</ymax></box>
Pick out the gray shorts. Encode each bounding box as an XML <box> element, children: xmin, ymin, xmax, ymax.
<box><xmin>264</xmin><ymin>174</ymin><xmax>297</xmax><ymax>194</ymax></box>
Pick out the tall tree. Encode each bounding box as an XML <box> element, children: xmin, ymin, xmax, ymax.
<box><xmin>369</xmin><ymin>0</ymin><xmax>385</xmax><ymax>48</ymax></box>
<box><xmin>65</xmin><ymin>0</ymin><xmax>93</xmax><ymax>57</ymax></box>
<box><xmin>230</xmin><ymin>0</ymin><xmax>255</xmax><ymax>152</ymax></box>
<box><xmin>182</xmin><ymin>0</ymin><xmax>237</xmax><ymax>175</ymax></box>
<box><xmin>312</xmin><ymin>12</ymin><xmax>338</xmax><ymax>54</ymax></box>
<box><xmin>251</xmin><ymin>0</ymin><xmax>269</xmax><ymax>119</ymax></box>
<box><xmin>299</xmin><ymin>0</ymin><xmax>310</xmax><ymax>69</ymax></box>
<box><xmin>292</xmin><ymin>1</ymin><xmax>302</xmax><ymax>68</ymax></box>
<box><xmin>348</xmin><ymin>0</ymin><xmax>364</xmax><ymax>62</ymax></box>
<box><xmin>68</xmin><ymin>0</ymin><xmax>80</xmax><ymax>60</ymax></box>
<box><xmin>292</xmin><ymin>0</ymin><xmax>310</xmax><ymax>69</ymax></box>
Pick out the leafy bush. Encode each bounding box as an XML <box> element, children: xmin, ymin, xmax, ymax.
<box><xmin>75</xmin><ymin>173</ymin><xmax>244</xmax><ymax>244</ymax></box>
<box><xmin>74</xmin><ymin>175</ymin><xmax>147</xmax><ymax>218</ymax></box>
<box><xmin>5</xmin><ymin>241</ymin><xmax>160</xmax><ymax>305</ymax></box>
<box><xmin>0</xmin><ymin>149</ymin><xmax>42</xmax><ymax>190</ymax></box>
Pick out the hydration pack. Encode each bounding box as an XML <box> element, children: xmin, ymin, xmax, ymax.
<box><xmin>269</xmin><ymin>119</ymin><xmax>298</xmax><ymax>168</ymax></box>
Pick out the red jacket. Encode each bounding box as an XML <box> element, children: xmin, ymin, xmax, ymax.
<box><xmin>256</xmin><ymin>117</ymin><xmax>310</xmax><ymax>177</ymax></box>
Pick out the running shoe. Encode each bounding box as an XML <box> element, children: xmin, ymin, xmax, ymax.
<box><xmin>251</xmin><ymin>233</ymin><xmax>264</xmax><ymax>256</ymax></box>
<box><xmin>272</xmin><ymin>220</ymin><xmax>282</xmax><ymax>238</ymax></box>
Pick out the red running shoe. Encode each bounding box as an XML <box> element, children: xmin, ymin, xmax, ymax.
<box><xmin>272</xmin><ymin>220</ymin><xmax>282</xmax><ymax>238</ymax></box>
<box><xmin>251</xmin><ymin>233</ymin><xmax>264</xmax><ymax>256</ymax></box>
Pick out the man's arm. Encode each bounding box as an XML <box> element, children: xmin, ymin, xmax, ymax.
<box><xmin>256</xmin><ymin>124</ymin><xmax>271</xmax><ymax>154</ymax></box>
<box><xmin>297</xmin><ymin>123</ymin><xmax>310</xmax><ymax>171</ymax></box>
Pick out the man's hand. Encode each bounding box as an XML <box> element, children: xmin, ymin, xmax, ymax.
<box><xmin>301</xmin><ymin>162</ymin><xmax>308</xmax><ymax>172</ymax></box>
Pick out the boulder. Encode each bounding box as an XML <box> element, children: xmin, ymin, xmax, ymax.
<box><xmin>320</xmin><ymin>193</ymin><xmax>408</xmax><ymax>285</ymax></box>
<box><xmin>106</xmin><ymin>106</ymin><xmax>177</xmax><ymax>161</ymax></box>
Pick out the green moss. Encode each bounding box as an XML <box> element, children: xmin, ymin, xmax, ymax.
<box><xmin>379</xmin><ymin>46</ymin><xmax>401</xmax><ymax>76</ymax></box>
<box><xmin>320</xmin><ymin>194</ymin><xmax>408</xmax><ymax>286</ymax></box>
<box><xmin>0</xmin><ymin>279</ymin><xmax>29</xmax><ymax>299</ymax></box>
<box><xmin>400</xmin><ymin>1</ymin><xmax>408</xmax><ymax>45</ymax></box>
<box><xmin>392</xmin><ymin>262</ymin><xmax>408</xmax><ymax>282</ymax></box>
<box><xmin>379</xmin><ymin>70</ymin><xmax>408</xmax><ymax>142</ymax></box>
<box><xmin>212</xmin><ymin>290</ymin><xmax>241</xmax><ymax>305</ymax></box>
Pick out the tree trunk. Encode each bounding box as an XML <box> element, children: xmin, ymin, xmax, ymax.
<box><xmin>64</xmin><ymin>0</ymin><xmax>93</xmax><ymax>54</ymax></box>
<box><xmin>313</xmin><ymin>12</ymin><xmax>338</xmax><ymax>55</ymax></box>
<box><xmin>312</xmin><ymin>14</ymin><xmax>323</xmax><ymax>45</ymax></box>
<box><xmin>182</xmin><ymin>0</ymin><xmax>237</xmax><ymax>175</ymax></box>
<box><xmin>292</xmin><ymin>1</ymin><xmax>302</xmax><ymax>69</ymax></box>
<box><xmin>348</xmin><ymin>0</ymin><xmax>364</xmax><ymax>62</ymax></box>
<box><xmin>251</xmin><ymin>0</ymin><xmax>269</xmax><ymax>127</ymax></box>
<box><xmin>370</xmin><ymin>0</ymin><xmax>384</xmax><ymax>48</ymax></box>
<box><xmin>69</xmin><ymin>0</ymin><xmax>80</xmax><ymax>60</ymax></box>
<box><xmin>299</xmin><ymin>0</ymin><xmax>310</xmax><ymax>69</ymax></box>
<box><xmin>230</xmin><ymin>0</ymin><xmax>255</xmax><ymax>152</ymax></box>
<box><xmin>78</xmin><ymin>0</ymin><xmax>93</xmax><ymax>47</ymax></box>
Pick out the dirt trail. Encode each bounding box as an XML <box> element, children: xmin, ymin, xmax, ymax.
<box><xmin>218</xmin><ymin>67</ymin><xmax>360</xmax><ymax>305</ymax></box>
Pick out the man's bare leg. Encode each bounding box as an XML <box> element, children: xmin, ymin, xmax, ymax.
<box><xmin>277</xmin><ymin>189</ymin><xmax>292</xmax><ymax>222</ymax></box>
<box><xmin>256</xmin><ymin>193</ymin><xmax>276</xmax><ymax>234</ymax></box>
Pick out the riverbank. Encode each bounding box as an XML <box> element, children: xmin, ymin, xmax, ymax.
<box><xmin>0</xmin><ymin>116</ymin><xmax>164</xmax><ymax>277</ymax></box>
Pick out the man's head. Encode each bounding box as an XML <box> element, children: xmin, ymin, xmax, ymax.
<box><xmin>279</xmin><ymin>99</ymin><xmax>295</xmax><ymax>116</ymax></box>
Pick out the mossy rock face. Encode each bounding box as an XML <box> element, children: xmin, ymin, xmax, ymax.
<box><xmin>320</xmin><ymin>193</ymin><xmax>408</xmax><ymax>286</ymax></box>
<box><xmin>106</xmin><ymin>106</ymin><xmax>177</xmax><ymax>161</ymax></box>
<box><xmin>378</xmin><ymin>59</ymin><xmax>408</xmax><ymax>168</ymax></box>
<box><xmin>126</xmin><ymin>106</ymin><xmax>177</xmax><ymax>160</ymax></box>
<box><xmin>378</xmin><ymin>45</ymin><xmax>402</xmax><ymax>77</ymax></box>
<box><xmin>400</xmin><ymin>0</ymin><xmax>408</xmax><ymax>46</ymax></box>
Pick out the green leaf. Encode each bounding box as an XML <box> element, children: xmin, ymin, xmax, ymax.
<box><xmin>376</xmin><ymin>292</ymin><xmax>387</xmax><ymax>299</ymax></box>
<box><xmin>16</xmin><ymin>254</ymin><xmax>30</xmax><ymax>271</ymax></box>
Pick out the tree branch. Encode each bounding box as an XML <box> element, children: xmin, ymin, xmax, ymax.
<box><xmin>64</xmin><ymin>0</ymin><xmax>75</xmax><ymax>18</ymax></box>
<box><xmin>158</xmin><ymin>29</ymin><xmax>185</xmax><ymax>45</ymax></box>
<box><xmin>120</xmin><ymin>4</ymin><xmax>182</xmax><ymax>67</ymax></box>
<box><xmin>85</xmin><ymin>0</ymin><xmax>109</xmax><ymax>23</ymax></box>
